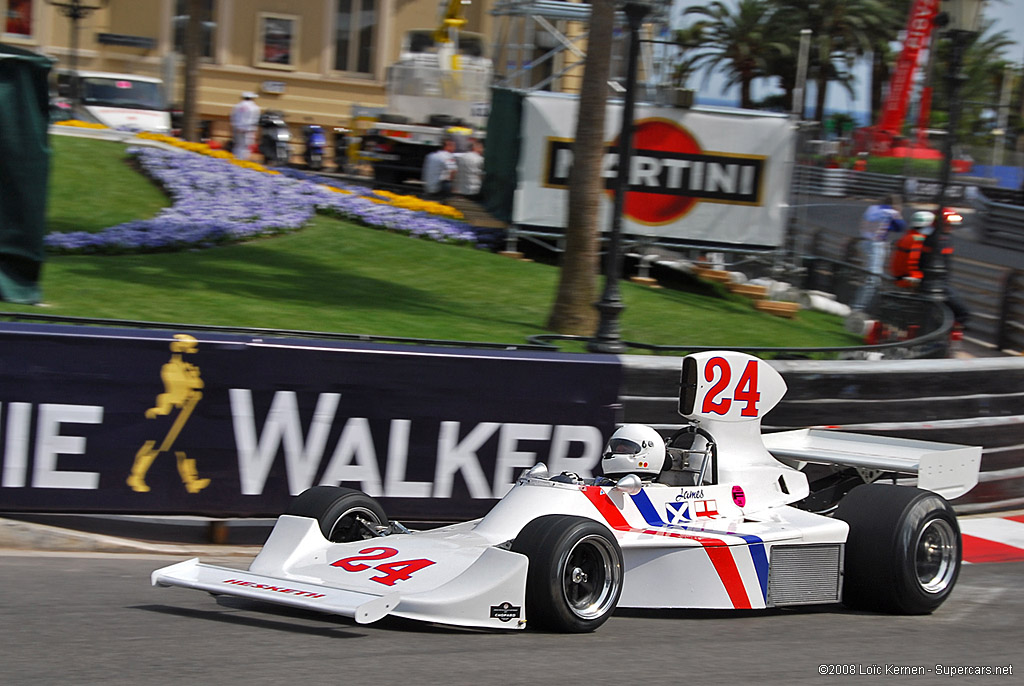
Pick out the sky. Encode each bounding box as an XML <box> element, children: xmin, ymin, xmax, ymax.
<box><xmin>669</xmin><ymin>0</ymin><xmax>1024</xmax><ymax>122</ymax></box>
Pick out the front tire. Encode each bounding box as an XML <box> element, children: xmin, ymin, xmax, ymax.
<box><xmin>285</xmin><ymin>486</ymin><xmax>388</xmax><ymax>542</ymax></box>
<box><xmin>835</xmin><ymin>484</ymin><xmax>961</xmax><ymax>614</ymax></box>
<box><xmin>510</xmin><ymin>515</ymin><xmax>623</xmax><ymax>632</ymax></box>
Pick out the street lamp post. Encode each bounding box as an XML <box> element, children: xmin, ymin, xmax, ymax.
<box><xmin>588</xmin><ymin>1</ymin><xmax>651</xmax><ymax>354</ymax></box>
<box><xmin>46</xmin><ymin>0</ymin><xmax>109</xmax><ymax>105</ymax></box>
<box><xmin>923</xmin><ymin>0</ymin><xmax>984</xmax><ymax>301</ymax></box>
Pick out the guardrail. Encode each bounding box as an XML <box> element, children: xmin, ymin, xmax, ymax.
<box><xmin>794</xmin><ymin>166</ymin><xmax>1024</xmax><ymax>254</ymax></box>
<box><xmin>978</xmin><ymin>197</ymin><xmax>1024</xmax><ymax>251</ymax></box>
<box><xmin>792</xmin><ymin>166</ymin><xmax>905</xmax><ymax>199</ymax></box>
<box><xmin>797</xmin><ymin>223</ymin><xmax>1022</xmax><ymax>355</ymax></box>
<box><xmin>618</xmin><ymin>355</ymin><xmax>1024</xmax><ymax>515</ymax></box>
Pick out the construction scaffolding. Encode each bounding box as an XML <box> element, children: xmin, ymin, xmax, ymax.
<box><xmin>489</xmin><ymin>0</ymin><xmax>673</xmax><ymax>98</ymax></box>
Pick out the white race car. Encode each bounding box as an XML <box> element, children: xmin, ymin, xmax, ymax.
<box><xmin>153</xmin><ymin>351</ymin><xmax>981</xmax><ymax>632</ymax></box>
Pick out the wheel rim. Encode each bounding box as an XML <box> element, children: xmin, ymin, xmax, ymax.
<box><xmin>329</xmin><ymin>506</ymin><xmax>383</xmax><ymax>542</ymax></box>
<box><xmin>560</xmin><ymin>534</ymin><xmax>621</xmax><ymax>621</ymax></box>
<box><xmin>915</xmin><ymin>517</ymin><xmax>958</xmax><ymax>594</ymax></box>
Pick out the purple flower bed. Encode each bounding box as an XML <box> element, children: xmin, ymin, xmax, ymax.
<box><xmin>45</xmin><ymin>147</ymin><xmax>497</xmax><ymax>254</ymax></box>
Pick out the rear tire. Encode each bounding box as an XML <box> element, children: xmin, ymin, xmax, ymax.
<box><xmin>510</xmin><ymin>515</ymin><xmax>623</xmax><ymax>632</ymax></box>
<box><xmin>285</xmin><ymin>486</ymin><xmax>388</xmax><ymax>542</ymax></box>
<box><xmin>835</xmin><ymin>484</ymin><xmax>961</xmax><ymax>614</ymax></box>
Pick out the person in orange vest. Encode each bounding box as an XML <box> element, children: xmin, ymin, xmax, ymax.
<box><xmin>891</xmin><ymin>210</ymin><xmax>970</xmax><ymax>326</ymax></box>
<box><xmin>890</xmin><ymin>210</ymin><xmax>930</xmax><ymax>289</ymax></box>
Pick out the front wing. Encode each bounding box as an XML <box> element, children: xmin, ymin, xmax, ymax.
<box><xmin>152</xmin><ymin>558</ymin><xmax>399</xmax><ymax>624</ymax></box>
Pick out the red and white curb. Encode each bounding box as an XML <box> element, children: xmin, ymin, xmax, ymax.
<box><xmin>960</xmin><ymin>515</ymin><xmax>1024</xmax><ymax>564</ymax></box>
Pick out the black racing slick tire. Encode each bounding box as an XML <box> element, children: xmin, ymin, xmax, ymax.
<box><xmin>510</xmin><ymin>515</ymin><xmax>623</xmax><ymax>633</ymax></box>
<box><xmin>285</xmin><ymin>486</ymin><xmax>388</xmax><ymax>542</ymax></box>
<box><xmin>835</xmin><ymin>484</ymin><xmax>961</xmax><ymax>614</ymax></box>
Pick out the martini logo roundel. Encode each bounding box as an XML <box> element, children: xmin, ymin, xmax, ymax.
<box><xmin>614</xmin><ymin>119</ymin><xmax>702</xmax><ymax>224</ymax></box>
<box><xmin>545</xmin><ymin>118</ymin><xmax>767</xmax><ymax>225</ymax></box>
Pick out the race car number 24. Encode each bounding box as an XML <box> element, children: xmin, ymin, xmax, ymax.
<box><xmin>331</xmin><ymin>547</ymin><xmax>436</xmax><ymax>586</ymax></box>
<box><xmin>703</xmin><ymin>357</ymin><xmax>761</xmax><ymax>417</ymax></box>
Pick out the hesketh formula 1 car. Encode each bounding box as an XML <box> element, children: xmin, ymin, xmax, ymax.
<box><xmin>153</xmin><ymin>351</ymin><xmax>982</xmax><ymax>632</ymax></box>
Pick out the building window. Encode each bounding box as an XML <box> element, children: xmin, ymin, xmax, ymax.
<box><xmin>173</xmin><ymin>0</ymin><xmax>216</xmax><ymax>59</ymax></box>
<box><xmin>3</xmin><ymin>0</ymin><xmax>34</xmax><ymax>37</ymax></box>
<box><xmin>255</xmin><ymin>13</ymin><xmax>298</xmax><ymax>70</ymax></box>
<box><xmin>334</xmin><ymin>0</ymin><xmax>376</xmax><ymax>75</ymax></box>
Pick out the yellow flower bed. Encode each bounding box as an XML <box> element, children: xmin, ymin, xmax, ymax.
<box><xmin>54</xmin><ymin>119</ymin><xmax>108</xmax><ymax>130</ymax></box>
<box><xmin>62</xmin><ymin>127</ymin><xmax>462</xmax><ymax>218</ymax></box>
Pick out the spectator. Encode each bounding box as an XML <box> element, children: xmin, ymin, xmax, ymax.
<box><xmin>891</xmin><ymin>210</ymin><xmax>930</xmax><ymax>290</ymax></box>
<box><xmin>454</xmin><ymin>138</ymin><xmax>484</xmax><ymax>200</ymax></box>
<box><xmin>422</xmin><ymin>137</ymin><xmax>458</xmax><ymax>200</ymax></box>
<box><xmin>230</xmin><ymin>91</ymin><xmax>260</xmax><ymax>160</ymax></box>
<box><xmin>891</xmin><ymin>210</ymin><xmax>970</xmax><ymax>327</ymax></box>
<box><xmin>852</xmin><ymin>194</ymin><xmax>904</xmax><ymax>311</ymax></box>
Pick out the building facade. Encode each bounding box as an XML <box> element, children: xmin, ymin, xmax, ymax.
<box><xmin>1</xmin><ymin>0</ymin><xmax>494</xmax><ymax>138</ymax></box>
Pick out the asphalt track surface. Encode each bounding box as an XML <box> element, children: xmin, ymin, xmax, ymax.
<box><xmin>1</xmin><ymin>551</ymin><xmax>1019</xmax><ymax>686</ymax></box>
<box><xmin>794</xmin><ymin>198</ymin><xmax>1021</xmax><ymax>268</ymax></box>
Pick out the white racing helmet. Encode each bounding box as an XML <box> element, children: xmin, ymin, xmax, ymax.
<box><xmin>601</xmin><ymin>424</ymin><xmax>666</xmax><ymax>479</ymax></box>
<box><xmin>911</xmin><ymin>210</ymin><xmax>935</xmax><ymax>228</ymax></box>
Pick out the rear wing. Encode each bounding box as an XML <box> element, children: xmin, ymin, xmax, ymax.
<box><xmin>763</xmin><ymin>429</ymin><xmax>981</xmax><ymax>500</ymax></box>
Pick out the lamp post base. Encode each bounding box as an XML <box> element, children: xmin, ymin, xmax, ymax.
<box><xmin>587</xmin><ymin>298</ymin><xmax>627</xmax><ymax>354</ymax></box>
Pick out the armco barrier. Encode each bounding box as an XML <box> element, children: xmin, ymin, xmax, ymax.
<box><xmin>619</xmin><ymin>356</ymin><xmax>1024</xmax><ymax>514</ymax></box>
<box><xmin>1</xmin><ymin>322</ymin><xmax>1021</xmax><ymax>519</ymax></box>
<box><xmin>979</xmin><ymin>198</ymin><xmax>1024</xmax><ymax>251</ymax></box>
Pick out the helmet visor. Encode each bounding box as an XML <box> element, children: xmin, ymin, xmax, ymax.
<box><xmin>604</xmin><ymin>437</ymin><xmax>641</xmax><ymax>457</ymax></box>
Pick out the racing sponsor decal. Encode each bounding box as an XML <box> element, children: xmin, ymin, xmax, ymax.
<box><xmin>0</xmin><ymin>325</ymin><xmax>619</xmax><ymax>521</ymax></box>
<box><xmin>490</xmin><ymin>602</ymin><xmax>522</xmax><ymax>622</ymax></box>
<box><xmin>582</xmin><ymin>486</ymin><xmax>769</xmax><ymax>606</ymax></box>
<box><xmin>127</xmin><ymin>334</ymin><xmax>210</xmax><ymax>494</ymax></box>
<box><xmin>544</xmin><ymin>119</ymin><xmax>766</xmax><ymax>224</ymax></box>
<box><xmin>222</xmin><ymin>579</ymin><xmax>325</xmax><ymax>599</ymax></box>
<box><xmin>732</xmin><ymin>486</ymin><xmax>746</xmax><ymax>507</ymax></box>
<box><xmin>331</xmin><ymin>546</ymin><xmax>436</xmax><ymax>586</ymax></box>
<box><xmin>666</xmin><ymin>501</ymin><xmax>692</xmax><ymax>523</ymax></box>
<box><xmin>693</xmin><ymin>499</ymin><xmax>718</xmax><ymax>518</ymax></box>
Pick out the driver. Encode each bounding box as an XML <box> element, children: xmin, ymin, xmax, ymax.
<box><xmin>601</xmin><ymin>424</ymin><xmax>666</xmax><ymax>481</ymax></box>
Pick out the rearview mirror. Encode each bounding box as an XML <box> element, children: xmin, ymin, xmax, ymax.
<box><xmin>613</xmin><ymin>474</ymin><xmax>642</xmax><ymax>495</ymax></box>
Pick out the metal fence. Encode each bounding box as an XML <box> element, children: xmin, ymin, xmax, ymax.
<box><xmin>796</xmin><ymin>225</ymin><xmax>1023</xmax><ymax>354</ymax></box>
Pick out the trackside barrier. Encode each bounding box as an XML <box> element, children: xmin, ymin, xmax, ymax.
<box><xmin>0</xmin><ymin>322</ymin><xmax>622</xmax><ymax>521</ymax></box>
<box><xmin>979</xmin><ymin>198</ymin><xmax>1024</xmax><ymax>251</ymax></box>
<box><xmin>802</xmin><ymin>228</ymin><xmax>859</xmax><ymax>303</ymax></box>
<box><xmin>618</xmin><ymin>355</ymin><xmax>1024</xmax><ymax>514</ymax></box>
<box><xmin>798</xmin><ymin>225</ymin><xmax>1021</xmax><ymax>354</ymax></box>
<box><xmin>792</xmin><ymin>166</ymin><xmax>904</xmax><ymax>199</ymax></box>
<box><xmin>1</xmin><ymin>321</ymin><xmax>1022</xmax><ymax>519</ymax></box>
<box><xmin>843</xmin><ymin>170</ymin><xmax>906</xmax><ymax>198</ymax></box>
<box><xmin>998</xmin><ymin>270</ymin><xmax>1024</xmax><ymax>353</ymax></box>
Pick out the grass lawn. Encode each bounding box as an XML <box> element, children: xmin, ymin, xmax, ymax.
<box><xmin>47</xmin><ymin>135</ymin><xmax>169</xmax><ymax>233</ymax></box>
<box><xmin>7</xmin><ymin>134</ymin><xmax>860</xmax><ymax>353</ymax></box>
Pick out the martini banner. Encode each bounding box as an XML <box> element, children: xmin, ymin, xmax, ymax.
<box><xmin>511</xmin><ymin>92</ymin><xmax>794</xmax><ymax>248</ymax></box>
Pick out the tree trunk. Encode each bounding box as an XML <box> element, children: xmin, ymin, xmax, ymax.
<box><xmin>545</xmin><ymin>0</ymin><xmax>616</xmax><ymax>335</ymax></box>
<box><xmin>182</xmin><ymin>0</ymin><xmax>203</xmax><ymax>142</ymax></box>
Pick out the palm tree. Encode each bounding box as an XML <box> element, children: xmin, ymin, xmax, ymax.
<box><xmin>929</xmin><ymin>20</ymin><xmax>1016</xmax><ymax>141</ymax></box>
<box><xmin>683</xmin><ymin>0</ymin><xmax>789</xmax><ymax>109</ymax></box>
<box><xmin>545</xmin><ymin>0</ymin><xmax>616</xmax><ymax>335</ymax></box>
<box><xmin>774</xmin><ymin>0</ymin><xmax>895</xmax><ymax>122</ymax></box>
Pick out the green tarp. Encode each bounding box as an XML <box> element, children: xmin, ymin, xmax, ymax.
<box><xmin>480</xmin><ymin>87</ymin><xmax>523</xmax><ymax>224</ymax></box>
<box><xmin>0</xmin><ymin>43</ymin><xmax>53</xmax><ymax>304</ymax></box>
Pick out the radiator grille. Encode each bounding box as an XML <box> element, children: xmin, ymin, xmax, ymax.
<box><xmin>767</xmin><ymin>544</ymin><xmax>843</xmax><ymax>607</ymax></box>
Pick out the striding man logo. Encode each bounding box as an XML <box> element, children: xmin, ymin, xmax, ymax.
<box><xmin>127</xmin><ymin>334</ymin><xmax>209</xmax><ymax>494</ymax></box>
